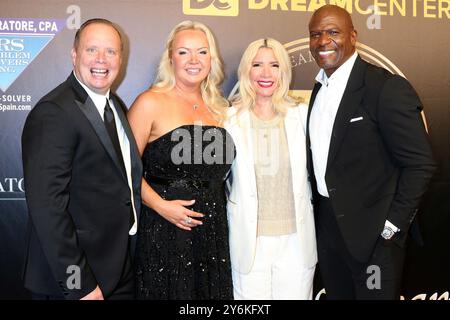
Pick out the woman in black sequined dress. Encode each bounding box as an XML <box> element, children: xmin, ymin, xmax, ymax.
<box><xmin>128</xmin><ymin>21</ymin><xmax>234</xmax><ymax>299</ymax></box>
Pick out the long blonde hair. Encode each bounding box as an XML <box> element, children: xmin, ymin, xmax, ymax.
<box><xmin>232</xmin><ymin>38</ymin><xmax>296</xmax><ymax>115</ymax></box>
<box><xmin>153</xmin><ymin>20</ymin><xmax>229</xmax><ymax>122</ymax></box>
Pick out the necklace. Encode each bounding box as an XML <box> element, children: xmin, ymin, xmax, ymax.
<box><xmin>178</xmin><ymin>94</ymin><xmax>200</xmax><ymax>111</ymax></box>
<box><xmin>174</xmin><ymin>87</ymin><xmax>201</xmax><ymax>111</ymax></box>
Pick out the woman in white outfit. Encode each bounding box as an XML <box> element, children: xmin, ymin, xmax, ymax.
<box><xmin>225</xmin><ymin>38</ymin><xmax>317</xmax><ymax>300</ymax></box>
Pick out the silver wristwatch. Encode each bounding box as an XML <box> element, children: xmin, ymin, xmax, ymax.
<box><xmin>381</xmin><ymin>225</ymin><xmax>396</xmax><ymax>240</ymax></box>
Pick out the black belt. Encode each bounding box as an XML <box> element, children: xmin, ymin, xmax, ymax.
<box><xmin>147</xmin><ymin>175</ymin><xmax>215</xmax><ymax>189</ymax></box>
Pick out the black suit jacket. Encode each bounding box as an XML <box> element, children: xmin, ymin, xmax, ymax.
<box><xmin>21</xmin><ymin>73</ymin><xmax>142</xmax><ymax>299</ymax></box>
<box><xmin>306</xmin><ymin>56</ymin><xmax>436</xmax><ymax>263</ymax></box>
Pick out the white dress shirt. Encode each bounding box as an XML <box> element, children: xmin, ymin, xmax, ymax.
<box><xmin>309</xmin><ymin>51</ymin><xmax>358</xmax><ymax>197</ymax></box>
<box><xmin>74</xmin><ymin>74</ymin><xmax>138</xmax><ymax>235</ymax></box>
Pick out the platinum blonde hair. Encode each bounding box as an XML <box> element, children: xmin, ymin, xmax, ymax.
<box><xmin>153</xmin><ymin>20</ymin><xmax>229</xmax><ymax>122</ymax></box>
<box><xmin>232</xmin><ymin>38</ymin><xmax>297</xmax><ymax>115</ymax></box>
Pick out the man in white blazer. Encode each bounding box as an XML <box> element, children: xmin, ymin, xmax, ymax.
<box><xmin>225</xmin><ymin>38</ymin><xmax>317</xmax><ymax>300</ymax></box>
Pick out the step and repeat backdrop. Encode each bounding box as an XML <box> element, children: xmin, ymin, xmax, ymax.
<box><xmin>1</xmin><ymin>0</ymin><xmax>449</xmax><ymax>299</ymax></box>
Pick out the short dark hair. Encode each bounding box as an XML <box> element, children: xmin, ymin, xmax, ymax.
<box><xmin>73</xmin><ymin>18</ymin><xmax>123</xmax><ymax>51</ymax></box>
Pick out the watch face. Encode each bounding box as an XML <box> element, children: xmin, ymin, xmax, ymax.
<box><xmin>382</xmin><ymin>228</ymin><xmax>394</xmax><ymax>239</ymax></box>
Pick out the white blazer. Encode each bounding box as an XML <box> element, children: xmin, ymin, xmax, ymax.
<box><xmin>224</xmin><ymin>104</ymin><xmax>317</xmax><ymax>274</ymax></box>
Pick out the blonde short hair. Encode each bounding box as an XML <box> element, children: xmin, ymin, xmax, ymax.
<box><xmin>153</xmin><ymin>20</ymin><xmax>228</xmax><ymax>122</ymax></box>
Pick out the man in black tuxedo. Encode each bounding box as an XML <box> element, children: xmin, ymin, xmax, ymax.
<box><xmin>306</xmin><ymin>5</ymin><xmax>436</xmax><ymax>299</ymax></box>
<box><xmin>22</xmin><ymin>19</ymin><xmax>142</xmax><ymax>300</ymax></box>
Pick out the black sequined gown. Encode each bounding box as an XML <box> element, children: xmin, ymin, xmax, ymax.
<box><xmin>135</xmin><ymin>125</ymin><xmax>235</xmax><ymax>300</ymax></box>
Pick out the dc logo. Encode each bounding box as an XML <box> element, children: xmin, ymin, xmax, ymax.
<box><xmin>182</xmin><ymin>0</ymin><xmax>239</xmax><ymax>16</ymax></box>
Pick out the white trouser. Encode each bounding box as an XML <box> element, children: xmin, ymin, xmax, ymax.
<box><xmin>232</xmin><ymin>233</ymin><xmax>315</xmax><ymax>300</ymax></box>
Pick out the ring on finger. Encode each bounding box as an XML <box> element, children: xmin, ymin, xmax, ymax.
<box><xmin>184</xmin><ymin>216</ymin><xmax>192</xmax><ymax>225</ymax></box>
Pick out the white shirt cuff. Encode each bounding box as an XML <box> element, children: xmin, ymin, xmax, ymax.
<box><xmin>385</xmin><ymin>220</ymin><xmax>400</xmax><ymax>233</ymax></box>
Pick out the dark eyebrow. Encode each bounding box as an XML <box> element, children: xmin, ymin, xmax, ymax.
<box><xmin>311</xmin><ymin>27</ymin><xmax>340</xmax><ymax>32</ymax></box>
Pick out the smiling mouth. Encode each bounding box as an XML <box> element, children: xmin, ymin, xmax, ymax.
<box><xmin>91</xmin><ymin>68</ymin><xmax>109</xmax><ymax>77</ymax></box>
<box><xmin>318</xmin><ymin>50</ymin><xmax>335</xmax><ymax>57</ymax></box>
<box><xmin>257</xmin><ymin>81</ymin><xmax>274</xmax><ymax>88</ymax></box>
<box><xmin>186</xmin><ymin>68</ymin><xmax>201</xmax><ymax>75</ymax></box>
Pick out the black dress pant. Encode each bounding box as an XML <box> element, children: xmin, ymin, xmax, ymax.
<box><xmin>108</xmin><ymin>247</ymin><xmax>134</xmax><ymax>300</ymax></box>
<box><xmin>315</xmin><ymin>195</ymin><xmax>406</xmax><ymax>300</ymax></box>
